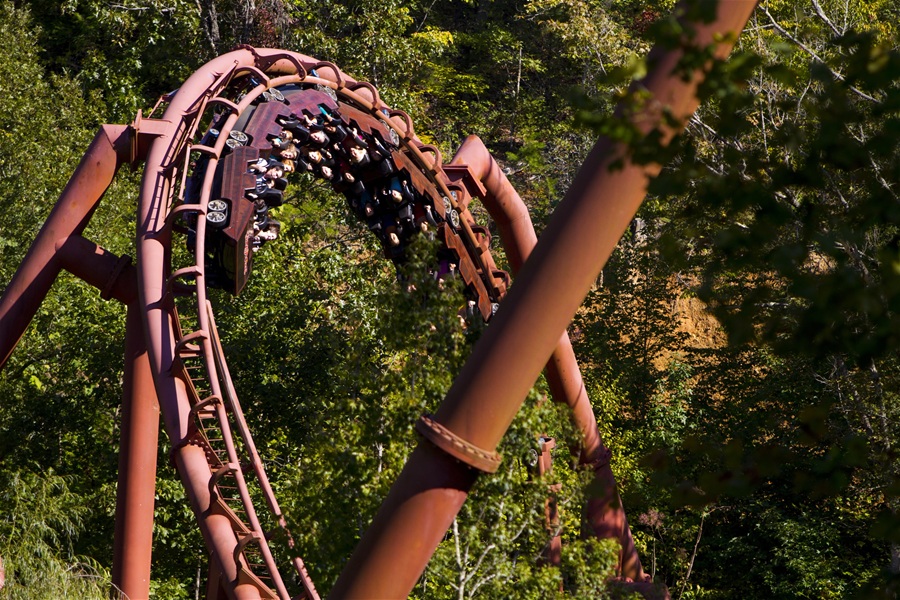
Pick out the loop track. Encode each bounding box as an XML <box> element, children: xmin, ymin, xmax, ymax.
<box><xmin>136</xmin><ymin>47</ymin><xmax>511</xmax><ymax>598</ymax></box>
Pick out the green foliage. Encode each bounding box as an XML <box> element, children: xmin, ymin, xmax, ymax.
<box><xmin>3</xmin><ymin>0</ymin><xmax>900</xmax><ymax>598</ymax></box>
<box><xmin>23</xmin><ymin>0</ymin><xmax>204</xmax><ymax>120</ymax></box>
<box><xmin>0</xmin><ymin>470</ymin><xmax>109</xmax><ymax>599</ymax></box>
<box><xmin>0</xmin><ymin>3</ymin><xmax>100</xmax><ymax>270</ymax></box>
<box><xmin>567</xmin><ymin>5</ymin><xmax>900</xmax><ymax>597</ymax></box>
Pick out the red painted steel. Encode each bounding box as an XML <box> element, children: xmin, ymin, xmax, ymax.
<box><xmin>134</xmin><ymin>48</ymin><xmax>401</xmax><ymax>597</ymax></box>
<box><xmin>536</xmin><ymin>437</ymin><xmax>562</xmax><ymax>569</ymax></box>
<box><xmin>0</xmin><ymin>120</ymin><xmax>161</xmax><ymax>596</ymax></box>
<box><xmin>0</xmin><ymin>125</ymin><xmax>131</xmax><ymax>369</ymax></box>
<box><xmin>449</xmin><ymin>134</ymin><xmax>645</xmax><ymax>580</ymax></box>
<box><xmin>56</xmin><ymin>237</ymin><xmax>138</xmax><ymax>305</ymax></box>
<box><xmin>0</xmin><ymin>2</ymin><xmax>756</xmax><ymax>595</ymax></box>
<box><xmin>111</xmin><ymin>303</ymin><xmax>160</xmax><ymax>600</ymax></box>
<box><xmin>331</xmin><ymin>2</ymin><xmax>757</xmax><ymax>596</ymax></box>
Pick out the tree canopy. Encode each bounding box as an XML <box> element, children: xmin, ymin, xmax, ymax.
<box><xmin>1</xmin><ymin>0</ymin><xmax>900</xmax><ymax>597</ymax></box>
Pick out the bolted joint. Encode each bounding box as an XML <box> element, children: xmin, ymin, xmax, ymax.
<box><xmin>415</xmin><ymin>414</ymin><xmax>502</xmax><ymax>474</ymax></box>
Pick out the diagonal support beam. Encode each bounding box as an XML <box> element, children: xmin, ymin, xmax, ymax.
<box><xmin>0</xmin><ymin>125</ymin><xmax>131</xmax><ymax>369</ymax></box>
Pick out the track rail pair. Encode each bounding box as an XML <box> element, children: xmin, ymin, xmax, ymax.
<box><xmin>0</xmin><ymin>47</ymin><xmax>542</xmax><ymax>598</ymax></box>
<box><xmin>136</xmin><ymin>48</ymin><xmax>541</xmax><ymax>598</ymax></box>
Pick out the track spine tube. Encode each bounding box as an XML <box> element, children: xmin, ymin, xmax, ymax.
<box><xmin>138</xmin><ymin>47</ymin><xmax>371</xmax><ymax>598</ymax></box>
<box><xmin>137</xmin><ymin>48</ymin><xmax>265</xmax><ymax>597</ymax></box>
<box><xmin>450</xmin><ymin>134</ymin><xmax>645</xmax><ymax>580</ymax></box>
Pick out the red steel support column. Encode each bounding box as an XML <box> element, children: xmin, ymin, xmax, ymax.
<box><xmin>536</xmin><ymin>437</ymin><xmax>562</xmax><ymax>568</ymax></box>
<box><xmin>451</xmin><ymin>135</ymin><xmax>644</xmax><ymax>578</ymax></box>
<box><xmin>0</xmin><ymin>125</ymin><xmax>131</xmax><ymax>369</ymax></box>
<box><xmin>112</xmin><ymin>302</ymin><xmax>160</xmax><ymax>599</ymax></box>
<box><xmin>331</xmin><ymin>2</ymin><xmax>756</xmax><ymax>596</ymax></box>
<box><xmin>54</xmin><ymin>238</ymin><xmax>156</xmax><ymax>597</ymax></box>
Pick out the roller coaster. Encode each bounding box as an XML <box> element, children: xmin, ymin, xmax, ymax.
<box><xmin>0</xmin><ymin>2</ymin><xmax>755</xmax><ymax>598</ymax></box>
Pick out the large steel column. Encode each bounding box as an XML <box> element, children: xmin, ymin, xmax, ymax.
<box><xmin>112</xmin><ymin>303</ymin><xmax>160</xmax><ymax>599</ymax></box>
<box><xmin>50</xmin><ymin>232</ymin><xmax>157</xmax><ymax>597</ymax></box>
<box><xmin>330</xmin><ymin>2</ymin><xmax>757</xmax><ymax>597</ymax></box>
<box><xmin>0</xmin><ymin>125</ymin><xmax>130</xmax><ymax>369</ymax></box>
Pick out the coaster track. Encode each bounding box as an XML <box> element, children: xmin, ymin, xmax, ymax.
<box><xmin>0</xmin><ymin>46</ymin><xmax>652</xmax><ymax>598</ymax></box>
<box><xmin>137</xmin><ymin>48</ymin><xmax>515</xmax><ymax>598</ymax></box>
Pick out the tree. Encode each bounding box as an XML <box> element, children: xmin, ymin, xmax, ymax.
<box><xmin>21</xmin><ymin>0</ymin><xmax>205</xmax><ymax>120</ymax></box>
<box><xmin>5</xmin><ymin>0</ymin><xmax>900</xmax><ymax>597</ymax></box>
<box><xmin>564</xmin><ymin>2</ymin><xmax>900</xmax><ymax>596</ymax></box>
<box><xmin>0</xmin><ymin>470</ymin><xmax>109</xmax><ymax>599</ymax></box>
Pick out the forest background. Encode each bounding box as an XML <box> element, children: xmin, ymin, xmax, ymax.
<box><xmin>1</xmin><ymin>0</ymin><xmax>899</xmax><ymax>597</ymax></box>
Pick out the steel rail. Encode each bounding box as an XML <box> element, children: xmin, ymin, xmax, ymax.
<box><xmin>185</xmin><ymin>65</ymin><xmax>300</xmax><ymax>600</ymax></box>
<box><xmin>0</xmin><ymin>13</ymin><xmax>758</xmax><ymax>593</ymax></box>
<box><xmin>137</xmin><ymin>47</ymin><xmax>469</xmax><ymax>597</ymax></box>
<box><xmin>138</xmin><ymin>49</ymin><xmax>300</xmax><ymax>598</ymax></box>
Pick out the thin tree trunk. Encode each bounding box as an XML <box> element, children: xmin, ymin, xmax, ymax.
<box><xmin>678</xmin><ymin>512</ymin><xmax>705</xmax><ymax>599</ymax></box>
